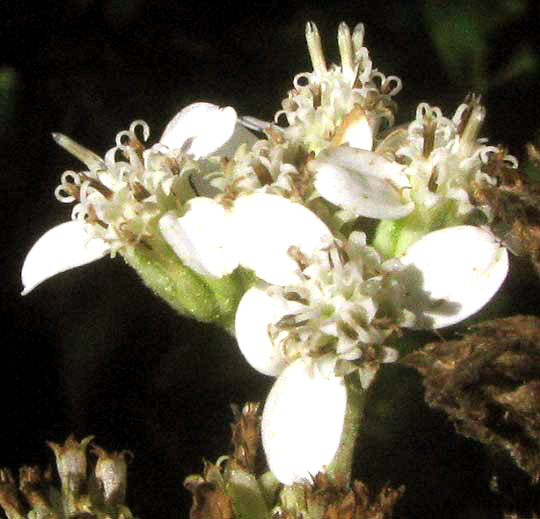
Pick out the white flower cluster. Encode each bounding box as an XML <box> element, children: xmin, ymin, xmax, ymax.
<box><xmin>384</xmin><ymin>98</ymin><xmax>518</xmax><ymax>221</ymax></box>
<box><xmin>279</xmin><ymin>22</ymin><xmax>400</xmax><ymax>154</ymax></box>
<box><xmin>22</xmin><ymin>23</ymin><xmax>514</xmax><ymax>486</ymax></box>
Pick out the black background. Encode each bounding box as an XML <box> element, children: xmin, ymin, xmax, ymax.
<box><xmin>2</xmin><ymin>1</ymin><xmax>540</xmax><ymax>518</ymax></box>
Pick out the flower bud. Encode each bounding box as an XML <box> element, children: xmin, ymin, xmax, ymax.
<box><xmin>92</xmin><ymin>447</ymin><xmax>130</xmax><ymax>506</ymax></box>
<box><xmin>47</xmin><ymin>435</ymin><xmax>93</xmax><ymax>497</ymax></box>
<box><xmin>0</xmin><ymin>469</ymin><xmax>26</xmax><ymax>519</ymax></box>
<box><xmin>18</xmin><ymin>466</ymin><xmax>57</xmax><ymax>518</ymax></box>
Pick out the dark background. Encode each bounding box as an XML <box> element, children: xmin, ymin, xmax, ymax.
<box><xmin>2</xmin><ymin>1</ymin><xmax>540</xmax><ymax>518</ymax></box>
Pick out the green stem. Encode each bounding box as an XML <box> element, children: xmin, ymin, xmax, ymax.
<box><xmin>326</xmin><ymin>375</ymin><xmax>367</xmax><ymax>486</ymax></box>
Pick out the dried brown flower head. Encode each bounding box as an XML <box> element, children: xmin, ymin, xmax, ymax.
<box><xmin>403</xmin><ymin>315</ymin><xmax>540</xmax><ymax>482</ymax></box>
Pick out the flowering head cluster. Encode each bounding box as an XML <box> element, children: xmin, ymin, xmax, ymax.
<box><xmin>235</xmin><ymin>232</ymin><xmax>414</xmax><ymax>388</ymax></box>
<box><xmin>279</xmin><ymin>22</ymin><xmax>400</xmax><ymax>153</ymax></box>
<box><xmin>22</xmin><ymin>22</ymin><xmax>516</xmax><ymax>486</ymax></box>
<box><xmin>0</xmin><ymin>436</ymin><xmax>132</xmax><ymax>519</ymax></box>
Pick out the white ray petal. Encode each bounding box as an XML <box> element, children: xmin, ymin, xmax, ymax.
<box><xmin>262</xmin><ymin>359</ymin><xmax>347</xmax><ymax>485</ymax></box>
<box><xmin>21</xmin><ymin>221</ymin><xmax>109</xmax><ymax>295</ymax></box>
<box><xmin>160</xmin><ymin>102</ymin><xmax>253</xmax><ymax>159</ymax></box>
<box><xmin>158</xmin><ymin>199</ymin><xmax>239</xmax><ymax>278</ymax></box>
<box><xmin>235</xmin><ymin>286</ymin><xmax>302</xmax><ymax>376</ymax></box>
<box><xmin>230</xmin><ymin>193</ymin><xmax>332</xmax><ymax>286</ymax></box>
<box><xmin>399</xmin><ymin>225</ymin><xmax>509</xmax><ymax>328</ymax></box>
<box><xmin>311</xmin><ymin>147</ymin><xmax>414</xmax><ymax>220</ymax></box>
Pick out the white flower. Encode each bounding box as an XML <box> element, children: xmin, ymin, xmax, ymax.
<box><xmin>387</xmin><ymin>99</ymin><xmax>519</xmax><ymax>220</ymax></box>
<box><xmin>308</xmin><ymin>98</ymin><xmax>519</xmax><ymax>228</ymax></box>
<box><xmin>159</xmin><ymin>192</ymin><xmax>333</xmax><ymax>285</ymax></box>
<box><xmin>22</xmin><ymin>103</ymin><xmax>252</xmax><ymax>295</ymax></box>
<box><xmin>235</xmin><ymin>225</ymin><xmax>508</xmax><ymax>484</ymax></box>
<box><xmin>277</xmin><ymin>22</ymin><xmax>401</xmax><ymax>154</ymax></box>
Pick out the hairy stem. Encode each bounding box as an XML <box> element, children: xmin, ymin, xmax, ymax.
<box><xmin>326</xmin><ymin>376</ymin><xmax>367</xmax><ymax>486</ymax></box>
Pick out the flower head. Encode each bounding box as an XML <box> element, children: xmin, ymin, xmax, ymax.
<box><xmin>385</xmin><ymin>96</ymin><xmax>518</xmax><ymax>222</ymax></box>
<box><xmin>235</xmin><ymin>224</ymin><xmax>508</xmax><ymax>484</ymax></box>
<box><xmin>22</xmin><ymin>103</ymin><xmax>253</xmax><ymax>295</ymax></box>
<box><xmin>21</xmin><ymin>19</ymin><xmax>519</xmax><ymax>494</ymax></box>
<box><xmin>278</xmin><ymin>22</ymin><xmax>401</xmax><ymax>154</ymax></box>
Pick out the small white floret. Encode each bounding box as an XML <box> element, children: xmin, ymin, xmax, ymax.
<box><xmin>261</xmin><ymin>359</ymin><xmax>347</xmax><ymax>485</ymax></box>
<box><xmin>21</xmin><ymin>221</ymin><xmax>109</xmax><ymax>295</ymax></box>
<box><xmin>235</xmin><ymin>286</ymin><xmax>301</xmax><ymax>376</ymax></box>
<box><xmin>311</xmin><ymin>147</ymin><xmax>414</xmax><ymax>220</ymax></box>
<box><xmin>230</xmin><ymin>193</ymin><xmax>333</xmax><ymax>285</ymax></box>
<box><xmin>158</xmin><ymin>199</ymin><xmax>239</xmax><ymax>278</ymax></box>
<box><xmin>160</xmin><ymin>102</ymin><xmax>255</xmax><ymax>159</ymax></box>
<box><xmin>399</xmin><ymin>225</ymin><xmax>509</xmax><ymax>328</ymax></box>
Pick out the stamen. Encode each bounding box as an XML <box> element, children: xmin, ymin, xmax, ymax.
<box><xmin>428</xmin><ymin>166</ymin><xmax>439</xmax><ymax>193</ymax></box>
<box><xmin>381</xmin><ymin>76</ymin><xmax>402</xmax><ymax>97</ymax></box>
<box><xmin>129</xmin><ymin>120</ymin><xmax>150</xmax><ymax>142</ymax></box>
<box><xmin>253</xmin><ymin>163</ymin><xmax>273</xmax><ymax>185</ymax></box>
<box><xmin>422</xmin><ymin>117</ymin><xmax>436</xmax><ymax>158</ymax></box>
<box><xmin>115</xmin><ymin>130</ymin><xmax>133</xmax><ymax>148</ymax></box>
<box><xmin>305</xmin><ymin>21</ymin><xmax>327</xmax><ymax>75</ymax></box>
<box><xmin>131</xmin><ymin>181</ymin><xmax>152</xmax><ymax>201</ymax></box>
<box><xmin>54</xmin><ymin>183</ymin><xmax>79</xmax><ymax>203</ymax></box>
<box><xmin>82</xmin><ymin>174</ymin><xmax>114</xmax><ymax>199</ymax></box>
<box><xmin>86</xmin><ymin>205</ymin><xmax>108</xmax><ymax>229</ymax></box>
<box><xmin>52</xmin><ymin>133</ymin><xmax>104</xmax><ymax>170</ymax></box>
<box><xmin>188</xmin><ymin>173</ymin><xmax>200</xmax><ymax>196</ymax></box>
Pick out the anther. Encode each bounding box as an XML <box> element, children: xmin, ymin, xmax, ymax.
<box><xmin>428</xmin><ymin>166</ymin><xmax>439</xmax><ymax>193</ymax></box>
<box><xmin>422</xmin><ymin>118</ymin><xmax>437</xmax><ymax>158</ymax></box>
<box><xmin>131</xmin><ymin>181</ymin><xmax>151</xmax><ymax>201</ymax></box>
<box><xmin>82</xmin><ymin>174</ymin><xmax>114</xmax><ymax>199</ymax></box>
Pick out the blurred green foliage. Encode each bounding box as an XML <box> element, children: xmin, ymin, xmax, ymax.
<box><xmin>0</xmin><ymin>67</ymin><xmax>17</xmax><ymax>132</ymax></box>
<box><xmin>423</xmin><ymin>0</ymin><xmax>530</xmax><ymax>91</ymax></box>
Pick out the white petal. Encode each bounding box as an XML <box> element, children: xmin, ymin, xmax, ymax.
<box><xmin>21</xmin><ymin>221</ymin><xmax>109</xmax><ymax>295</ymax></box>
<box><xmin>262</xmin><ymin>359</ymin><xmax>347</xmax><ymax>485</ymax></box>
<box><xmin>160</xmin><ymin>102</ymin><xmax>253</xmax><ymax>159</ymax></box>
<box><xmin>311</xmin><ymin>147</ymin><xmax>414</xmax><ymax>220</ymax></box>
<box><xmin>400</xmin><ymin>225</ymin><xmax>509</xmax><ymax>328</ymax></box>
<box><xmin>230</xmin><ymin>193</ymin><xmax>332</xmax><ymax>285</ymax></box>
<box><xmin>158</xmin><ymin>199</ymin><xmax>239</xmax><ymax>278</ymax></box>
<box><xmin>235</xmin><ymin>286</ymin><xmax>301</xmax><ymax>376</ymax></box>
